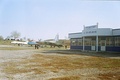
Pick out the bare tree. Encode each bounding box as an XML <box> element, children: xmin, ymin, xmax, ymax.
<box><xmin>11</xmin><ymin>31</ymin><xmax>21</xmax><ymax>39</ymax></box>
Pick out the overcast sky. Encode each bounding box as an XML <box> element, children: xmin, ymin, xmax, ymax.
<box><xmin>0</xmin><ymin>0</ymin><xmax>120</xmax><ymax>40</ymax></box>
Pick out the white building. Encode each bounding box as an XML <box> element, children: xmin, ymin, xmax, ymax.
<box><xmin>68</xmin><ymin>24</ymin><xmax>120</xmax><ymax>52</ymax></box>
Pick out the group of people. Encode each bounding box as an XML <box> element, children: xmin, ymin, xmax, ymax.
<box><xmin>35</xmin><ymin>44</ymin><xmax>39</xmax><ymax>49</ymax></box>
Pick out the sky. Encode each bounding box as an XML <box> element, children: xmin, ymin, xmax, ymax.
<box><xmin>0</xmin><ymin>0</ymin><xmax>120</xmax><ymax>40</ymax></box>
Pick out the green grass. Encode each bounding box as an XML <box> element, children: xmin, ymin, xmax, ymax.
<box><xmin>0</xmin><ymin>40</ymin><xmax>11</xmax><ymax>45</ymax></box>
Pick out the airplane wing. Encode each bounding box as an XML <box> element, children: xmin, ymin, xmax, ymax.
<box><xmin>11</xmin><ymin>41</ymin><xmax>28</xmax><ymax>45</ymax></box>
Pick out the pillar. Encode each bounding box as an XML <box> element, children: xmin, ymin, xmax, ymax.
<box><xmin>83</xmin><ymin>36</ymin><xmax>85</xmax><ymax>51</ymax></box>
<box><xmin>96</xmin><ymin>36</ymin><xmax>98</xmax><ymax>52</ymax></box>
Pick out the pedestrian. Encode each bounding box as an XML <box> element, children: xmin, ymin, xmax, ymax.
<box><xmin>37</xmin><ymin>44</ymin><xmax>39</xmax><ymax>49</ymax></box>
<box><xmin>65</xmin><ymin>45</ymin><xmax>67</xmax><ymax>49</ymax></box>
<box><xmin>35</xmin><ymin>45</ymin><xmax>37</xmax><ymax>49</ymax></box>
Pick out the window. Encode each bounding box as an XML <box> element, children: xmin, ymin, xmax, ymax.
<box><xmin>84</xmin><ymin>38</ymin><xmax>91</xmax><ymax>46</ymax></box>
<box><xmin>91</xmin><ymin>37</ymin><xmax>96</xmax><ymax>46</ymax></box>
<box><xmin>71</xmin><ymin>38</ymin><xmax>83</xmax><ymax>46</ymax></box>
<box><xmin>71</xmin><ymin>39</ymin><xmax>76</xmax><ymax>46</ymax></box>
<box><xmin>106</xmin><ymin>37</ymin><xmax>113</xmax><ymax>46</ymax></box>
<box><xmin>91</xmin><ymin>40</ymin><xmax>96</xmax><ymax>46</ymax></box>
<box><xmin>71</xmin><ymin>39</ymin><xmax>78</xmax><ymax>46</ymax></box>
<box><xmin>78</xmin><ymin>38</ymin><xmax>82</xmax><ymax>46</ymax></box>
<box><xmin>99</xmin><ymin>37</ymin><xmax>106</xmax><ymax>46</ymax></box>
<box><xmin>115</xmin><ymin>37</ymin><xmax>120</xmax><ymax>46</ymax></box>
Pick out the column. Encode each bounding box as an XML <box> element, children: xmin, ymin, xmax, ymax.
<box><xmin>83</xmin><ymin>36</ymin><xmax>85</xmax><ymax>51</ymax></box>
<box><xmin>96</xmin><ymin>36</ymin><xmax>98</xmax><ymax>52</ymax></box>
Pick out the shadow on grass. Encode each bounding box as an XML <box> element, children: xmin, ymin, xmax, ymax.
<box><xmin>42</xmin><ymin>49</ymin><xmax>120</xmax><ymax>58</ymax></box>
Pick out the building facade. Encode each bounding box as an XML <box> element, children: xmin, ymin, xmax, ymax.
<box><xmin>68</xmin><ymin>24</ymin><xmax>120</xmax><ymax>52</ymax></box>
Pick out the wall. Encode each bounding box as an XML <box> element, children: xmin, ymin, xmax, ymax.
<box><xmin>83</xmin><ymin>28</ymin><xmax>112</xmax><ymax>37</ymax></box>
<box><xmin>113</xmin><ymin>29</ymin><xmax>120</xmax><ymax>36</ymax></box>
<box><xmin>69</xmin><ymin>32</ymin><xmax>82</xmax><ymax>38</ymax></box>
<box><xmin>69</xmin><ymin>28</ymin><xmax>113</xmax><ymax>38</ymax></box>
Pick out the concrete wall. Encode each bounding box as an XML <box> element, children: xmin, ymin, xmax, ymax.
<box><xmin>113</xmin><ymin>29</ymin><xmax>120</xmax><ymax>36</ymax></box>
<box><xmin>97</xmin><ymin>28</ymin><xmax>112</xmax><ymax>36</ymax></box>
<box><xmin>69</xmin><ymin>32</ymin><xmax>82</xmax><ymax>38</ymax></box>
<box><xmin>69</xmin><ymin>28</ymin><xmax>113</xmax><ymax>38</ymax></box>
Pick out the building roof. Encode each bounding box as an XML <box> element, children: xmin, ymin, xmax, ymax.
<box><xmin>69</xmin><ymin>24</ymin><xmax>120</xmax><ymax>38</ymax></box>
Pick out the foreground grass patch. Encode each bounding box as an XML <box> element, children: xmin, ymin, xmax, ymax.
<box><xmin>27</xmin><ymin>54</ymin><xmax>120</xmax><ymax>70</ymax></box>
<box><xmin>1</xmin><ymin>61</ymin><xmax>45</xmax><ymax>74</ymax></box>
<box><xmin>1</xmin><ymin>53</ymin><xmax>120</xmax><ymax>79</ymax></box>
<box><xmin>98</xmin><ymin>72</ymin><xmax>120</xmax><ymax>80</ymax></box>
<box><xmin>49</xmin><ymin>76</ymin><xmax>80</xmax><ymax>80</ymax></box>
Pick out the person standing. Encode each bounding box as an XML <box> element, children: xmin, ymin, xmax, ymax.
<box><xmin>35</xmin><ymin>45</ymin><xmax>37</xmax><ymax>49</ymax></box>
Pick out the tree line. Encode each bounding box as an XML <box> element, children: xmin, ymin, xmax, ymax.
<box><xmin>0</xmin><ymin>31</ymin><xmax>21</xmax><ymax>40</ymax></box>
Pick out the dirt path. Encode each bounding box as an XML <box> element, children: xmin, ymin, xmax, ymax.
<box><xmin>0</xmin><ymin>50</ymin><xmax>35</xmax><ymax>79</ymax></box>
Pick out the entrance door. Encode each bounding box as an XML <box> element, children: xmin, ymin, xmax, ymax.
<box><xmin>100</xmin><ymin>40</ymin><xmax>106</xmax><ymax>51</ymax></box>
<box><xmin>91</xmin><ymin>40</ymin><xmax>96</xmax><ymax>51</ymax></box>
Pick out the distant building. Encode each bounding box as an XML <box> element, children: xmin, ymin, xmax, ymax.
<box><xmin>68</xmin><ymin>23</ymin><xmax>120</xmax><ymax>52</ymax></box>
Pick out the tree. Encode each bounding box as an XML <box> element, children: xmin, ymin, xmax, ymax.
<box><xmin>0</xmin><ymin>35</ymin><xmax>4</xmax><ymax>40</ymax></box>
<box><xmin>11</xmin><ymin>31</ymin><xmax>21</xmax><ymax>39</ymax></box>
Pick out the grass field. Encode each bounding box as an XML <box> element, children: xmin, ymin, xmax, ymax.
<box><xmin>2</xmin><ymin>54</ymin><xmax>120</xmax><ymax>80</ymax></box>
<box><xmin>0</xmin><ymin>44</ymin><xmax>120</xmax><ymax>80</ymax></box>
<box><xmin>0</xmin><ymin>40</ymin><xmax>11</xmax><ymax>45</ymax></box>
